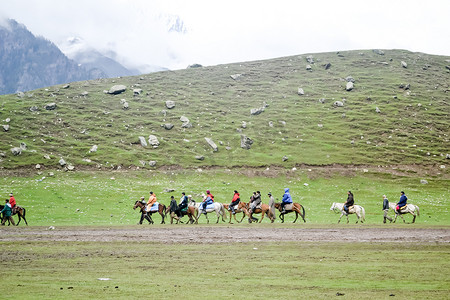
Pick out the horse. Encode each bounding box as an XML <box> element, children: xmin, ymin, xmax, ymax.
<box><xmin>223</xmin><ymin>202</ymin><xmax>247</xmax><ymax>224</ymax></box>
<box><xmin>330</xmin><ymin>202</ymin><xmax>365</xmax><ymax>224</ymax></box>
<box><xmin>166</xmin><ymin>199</ymin><xmax>196</xmax><ymax>224</ymax></box>
<box><xmin>245</xmin><ymin>203</ymin><xmax>275</xmax><ymax>223</ymax></box>
<box><xmin>0</xmin><ymin>205</ymin><xmax>28</xmax><ymax>226</ymax></box>
<box><xmin>389</xmin><ymin>202</ymin><xmax>420</xmax><ymax>223</ymax></box>
<box><xmin>274</xmin><ymin>202</ymin><xmax>306</xmax><ymax>223</ymax></box>
<box><xmin>190</xmin><ymin>200</ymin><xmax>227</xmax><ymax>224</ymax></box>
<box><xmin>133</xmin><ymin>200</ymin><xmax>166</xmax><ymax>224</ymax></box>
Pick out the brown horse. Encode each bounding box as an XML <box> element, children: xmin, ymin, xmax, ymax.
<box><xmin>223</xmin><ymin>202</ymin><xmax>247</xmax><ymax>224</ymax></box>
<box><xmin>245</xmin><ymin>203</ymin><xmax>275</xmax><ymax>223</ymax></box>
<box><xmin>0</xmin><ymin>205</ymin><xmax>28</xmax><ymax>226</ymax></box>
<box><xmin>166</xmin><ymin>199</ymin><xmax>196</xmax><ymax>224</ymax></box>
<box><xmin>133</xmin><ymin>200</ymin><xmax>166</xmax><ymax>224</ymax></box>
<box><xmin>274</xmin><ymin>202</ymin><xmax>306</xmax><ymax>223</ymax></box>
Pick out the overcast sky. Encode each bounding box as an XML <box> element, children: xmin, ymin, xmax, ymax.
<box><xmin>2</xmin><ymin>0</ymin><xmax>449</xmax><ymax>70</ymax></box>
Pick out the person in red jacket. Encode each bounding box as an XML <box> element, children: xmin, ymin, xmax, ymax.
<box><xmin>9</xmin><ymin>193</ymin><xmax>16</xmax><ymax>214</ymax></box>
<box><xmin>229</xmin><ymin>190</ymin><xmax>240</xmax><ymax>214</ymax></box>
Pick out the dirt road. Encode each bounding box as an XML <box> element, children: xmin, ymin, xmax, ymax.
<box><xmin>1</xmin><ymin>226</ymin><xmax>448</xmax><ymax>243</ymax></box>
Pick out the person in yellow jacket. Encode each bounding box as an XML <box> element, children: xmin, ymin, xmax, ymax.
<box><xmin>147</xmin><ymin>191</ymin><xmax>157</xmax><ymax>212</ymax></box>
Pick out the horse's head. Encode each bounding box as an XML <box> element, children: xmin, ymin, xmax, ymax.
<box><xmin>133</xmin><ymin>200</ymin><xmax>143</xmax><ymax>210</ymax></box>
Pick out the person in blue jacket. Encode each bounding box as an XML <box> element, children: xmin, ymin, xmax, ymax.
<box><xmin>396</xmin><ymin>191</ymin><xmax>408</xmax><ymax>213</ymax></box>
<box><xmin>280</xmin><ymin>188</ymin><xmax>293</xmax><ymax>213</ymax></box>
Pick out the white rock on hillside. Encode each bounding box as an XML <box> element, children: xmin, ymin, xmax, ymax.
<box><xmin>205</xmin><ymin>137</ymin><xmax>218</xmax><ymax>152</ymax></box>
<box><xmin>148</xmin><ymin>135</ymin><xmax>160</xmax><ymax>148</ymax></box>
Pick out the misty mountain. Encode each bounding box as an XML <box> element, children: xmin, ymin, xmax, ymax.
<box><xmin>59</xmin><ymin>37</ymin><xmax>141</xmax><ymax>78</ymax></box>
<box><xmin>0</xmin><ymin>19</ymin><xmax>106</xmax><ymax>95</ymax></box>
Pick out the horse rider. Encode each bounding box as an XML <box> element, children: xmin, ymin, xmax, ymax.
<box><xmin>396</xmin><ymin>191</ymin><xmax>408</xmax><ymax>213</ymax></box>
<box><xmin>1</xmin><ymin>199</ymin><xmax>15</xmax><ymax>226</ymax></box>
<box><xmin>382</xmin><ymin>195</ymin><xmax>393</xmax><ymax>223</ymax></box>
<box><xmin>343</xmin><ymin>191</ymin><xmax>354</xmax><ymax>214</ymax></box>
<box><xmin>178</xmin><ymin>192</ymin><xmax>189</xmax><ymax>217</ymax></box>
<box><xmin>249</xmin><ymin>191</ymin><xmax>261</xmax><ymax>214</ymax></box>
<box><xmin>268</xmin><ymin>192</ymin><xmax>276</xmax><ymax>219</ymax></box>
<box><xmin>229</xmin><ymin>190</ymin><xmax>240</xmax><ymax>214</ymax></box>
<box><xmin>280</xmin><ymin>188</ymin><xmax>292</xmax><ymax>213</ymax></box>
<box><xmin>147</xmin><ymin>191</ymin><xmax>157</xmax><ymax>212</ymax></box>
<box><xmin>201</xmin><ymin>190</ymin><xmax>214</xmax><ymax>214</ymax></box>
<box><xmin>9</xmin><ymin>193</ymin><xmax>16</xmax><ymax>215</ymax></box>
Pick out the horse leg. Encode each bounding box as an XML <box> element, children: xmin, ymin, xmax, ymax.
<box><xmin>293</xmin><ymin>211</ymin><xmax>298</xmax><ymax>223</ymax></box>
<box><xmin>280</xmin><ymin>212</ymin><xmax>285</xmax><ymax>223</ymax></box>
<box><xmin>338</xmin><ymin>213</ymin><xmax>343</xmax><ymax>224</ymax></box>
<box><xmin>160</xmin><ymin>211</ymin><xmax>165</xmax><ymax>224</ymax></box>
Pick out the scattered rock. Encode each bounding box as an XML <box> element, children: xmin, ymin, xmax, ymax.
<box><xmin>62</xmin><ymin>84</ymin><xmax>70</xmax><ymax>89</ymax></box>
<box><xmin>180</xmin><ymin>116</ymin><xmax>189</xmax><ymax>123</ymax></box>
<box><xmin>195</xmin><ymin>155</ymin><xmax>205</xmax><ymax>161</ymax></box>
<box><xmin>375</xmin><ymin>107</ymin><xmax>381</xmax><ymax>113</ymax></box>
<box><xmin>279</xmin><ymin>121</ymin><xmax>286</xmax><ymax>126</ymax></box>
<box><xmin>148</xmin><ymin>135</ymin><xmax>160</xmax><ymax>148</ymax></box>
<box><xmin>17</xmin><ymin>91</ymin><xmax>25</xmax><ymax>98</ymax></box>
<box><xmin>67</xmin><ymin>165</ymin><xmax>75</xmax><ymax>171</ymax></box>
<box><xmin>306</xmin><ymin>65</ymin><xmax>312</xmax><ymax>71</ymax></box>
<box><xmin>401</xmin><ymin>61</ymin><xmax>408</xmax><ymax>68</ymax></box>
<box><xmin>420</xmin><ymin>179</ymin><xmax>428</xmax><ymax>184</ymax></box>
<box><xmin>5</xmin><ymin>118</ymin><xmax>10</xmax><ymax>123</ymax></box>
<box><xmin>446</xmin><ymin>154</ymin><xmax>450</xmax><ymax>159</ymax></box>
<box><xmin>139</xmin><ymin>136</ymin><xmax>148</xmax><ymax>147</ymax></box>
<box><xmin>163</xmin><ymin>123</ymin><xmax>174</xmax><ymax>130</ymax></box>
<box><xmin>45</xmin><ymin>103</ymin><xmax>57</xmax><ymax>110</ymax></box>
<box><xmin>133</xmin><ymin>89</ymin><xmax>142</xmax><ymax>96</ymax></box>
<box><xmin>2</xmin><ymin>125</ymin><xmax>9</xmax><ymax>132</ymax></box>
<box><xmin>80</xmin><ymin>91</ymin><xmax>89</xmax><ymax>97</ymax></box>
<box><xmin>282</xmin><ymin>155</ymin><xmax>288</xmax><ymax>162</ymax></box>
<box><xmin>346</xmin><ymin>76</ymin><xmax>355</xmax><ymax>83</ymax></box>
<box><xmin>306</xmin><ymin>55</ymin><xmax>314</xmax><ymax>64</ymax></box>
<box><xmin>230</xmin><ymin>74</ymin><xmax>242</xmax><ymax>80</ymax></box>
<box><xmin>240</xmin><ymin>135</ymin><xmax>253</xmax><ymax>150</ymax></box>
<box><xmin>122</xmin><ymin>101</ymin><xmax>129</xmax><ymax>110</ymax></box>
<box><xmin>205</xmin><ymin>137</ymin><xmax>218</xmax><ymax>152</ymax></box>
<box><xmin>346</xmin><ymin>82</ymin><xmax>354</xmax><ymax>91</ymax></box>
<box><xmin>48</xmin><ymin>172</ymin><xmax>54</xmax><ymax>177</ymax></box>
<box><xmin>44</xmin><ymin>154</ymin><xmax>51</xmax><ymax>159</ymax></box>
<box><xmin>107</xmin><ymin>85</ymin><xmax>127</xmax><ymax>95</ymax></box>
<box><xmin>319</xmin><ymin>98</ymin><xmax>325</xmax><ymax>104</ymax></box>
<box><xmin>149</xmin><ymin>161</ymin><xmax>157</xmax><ymax>167</ymax></box>
<box><xmin>89</xmin><ymin>145</ymin><xmax>98</xmax><ymax>153</ymax></box>
<box><xmin>297</xmin><ymin>88</ymin><xmax>305</xmax><ymax>95</ymax></box>
<box><xmin>29</xmin><ymin>106</ymin><xmax>39</xmax><ymax>112</ymax></box>
<box><xmin>59</xmin><ymin>158</ymin><xmax>67</xmax><ymax>166</ymax></box>
<box><xmin>318</xmin><ymin>124</ymin><xmax>323</xmax><ymax>128</ymax></box>
<box><xmin>11</xmin><ymin>147</ymin><xmax>22</xmax><ymax>156</ymax></box>
<box><xmin>333</xmin><ymin>101</ymin><xmax>344</xmax><ymax>107</ymax></box>
<box><xmin>268</xmin><ymin>121</ymin><xmax>274</xmax><ymax>127</ymax></box>
<box><xmin>372</xmin><ymin>49</ymin><xmax>385</xmax><ymax>55</ymax></box>
<box><xmin>165</xmin><ymin>100</ymin><xmax>176</xmax><ymax>109</ymax></box>
<box><xmin>164</xmin><ymin>188</ymin><xmax>175</xmax><ymax>193</ymax></box>
<box><xmin>324</xmin><ymin>63</ymin><xmax>331</xmax><ymax>70</ymax></box>
<box><xmin>181</xmin><ymin>122</ymin><xmax>193</xmax><ymax>128</ymax></box>
<box><xmin>188</xmin><ymin>63</ymin><xmax>203</xmax><ymax>68</ymax></box>
<box><xmin>35</xmin><ymin>164</ymin><xmax>41</xmax><ymax>169</ymax></box>
<box><xmin>20</xmin><ymin>142</ymin><xmax>27</xmax><ymax>150</ymax></box>
<box><xmin>241</xmin><ymin>121</ymin><xmax>247</xmax><ymax>129</ymax></box>
<box><xmin>250</xmin><ymin>107</ymin><xmax>265</xmax><ymax>115</ymax></box>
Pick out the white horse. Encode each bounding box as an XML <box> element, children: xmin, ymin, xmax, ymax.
<box><xmin>389</xmin><ymin>203</ymin><xmax>420</xmax><ymax>223</ymax></box>
<box><xmin>330</xmin><ymin>202</ymin><xmax>365</xmax><ymax>224</ymax></box>
<box><xmin>190</xmin><ymin>200</ymin><xmax>227</xmax><ymax>224</ymax></box>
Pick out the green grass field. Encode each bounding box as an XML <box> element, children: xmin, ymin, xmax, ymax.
<box><xmin>1</xmin><ymin>241</ymin><xmax>448</xmax><ymax>299</ymax></box>
<box><xmin>2</xmin><ymin>168</ymin><xmax>448</xmax><ymax>226</ymax></box>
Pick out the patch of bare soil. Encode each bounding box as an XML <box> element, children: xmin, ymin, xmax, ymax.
<box><xmin>0</xmin><ymin>227</ymin><xmax>448</xmax><ymax>244</ymax></box>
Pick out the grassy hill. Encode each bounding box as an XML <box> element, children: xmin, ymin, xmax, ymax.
<box><xmin>0</xmin><ymin>49</ymin><xmax>449</xmax><ymax>170</ymax></box>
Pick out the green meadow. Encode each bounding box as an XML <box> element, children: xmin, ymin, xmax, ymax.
<box><xmin>0</xmin><ymin>241</ymin><xmax>448</xmax><ymax>299</ymax></box>
<box><xmin>2</xmin><ymin>168</ymin><xmax>448</xmax><ymax>226</ymax></box>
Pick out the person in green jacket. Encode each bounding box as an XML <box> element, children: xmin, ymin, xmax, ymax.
<box><xmin>1</xmin><ymin>199</ymin><xmax>16</xmax><ymax>226</ymax></box>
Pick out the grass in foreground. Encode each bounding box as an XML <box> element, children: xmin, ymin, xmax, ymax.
<box><xmin>0</xmin><ymin>241</ymin><xmax>448</xmax><ymax>299</ymax></box>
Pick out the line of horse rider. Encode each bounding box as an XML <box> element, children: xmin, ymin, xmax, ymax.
<box><xmin>0</xmin><ymin>193</ymin><xmax>28</xmax><ymax>226</ymax></box>
<box><xmin>133</xmin><ymin>189</ymin><xmax>419</xmax><ymax>225</ymax></box>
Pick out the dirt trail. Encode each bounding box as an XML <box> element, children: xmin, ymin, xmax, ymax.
<box><xmin>1</xmin><ymin>227</ymin><xmax>448</xmax><ymax>244</ymax></box>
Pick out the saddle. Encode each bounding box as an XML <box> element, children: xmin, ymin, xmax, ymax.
<box><xmin>397</xmin><ymin>205</ymin><xmax>407</xmax><ymax>212</ymax></box>
<box><xmin>284</xmin><ymin>203</ymin><xmax>293</xmax><ymax>211</ymax></box>
<box><xmin>347</xmin><ymin>205</ymin><xmax>354</xmax><ymax>213</ymax></box>
<box><xmin>146</xmin><ymin>202</ymin><xmax>159</xmax><ymax>212</ymax></box>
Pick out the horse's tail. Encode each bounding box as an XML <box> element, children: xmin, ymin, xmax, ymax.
<box><xmin>301</xmin><ymin>205</ymin><xmax>306</xmax><ymax>220</ymax></box>
<box><xmin>360</xmin><ymin>206</ymin><xmax>366</xmax><ymax>222</ymax></box>
<box><xmin>415</xmin><ymin>205</ymin><xmax>420</xmax><ymax>217</ymax></box>
<box><xmin>221</xmin><ymin>204</ymin><xmax>227</xmax><ymax>220</ymax></box>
